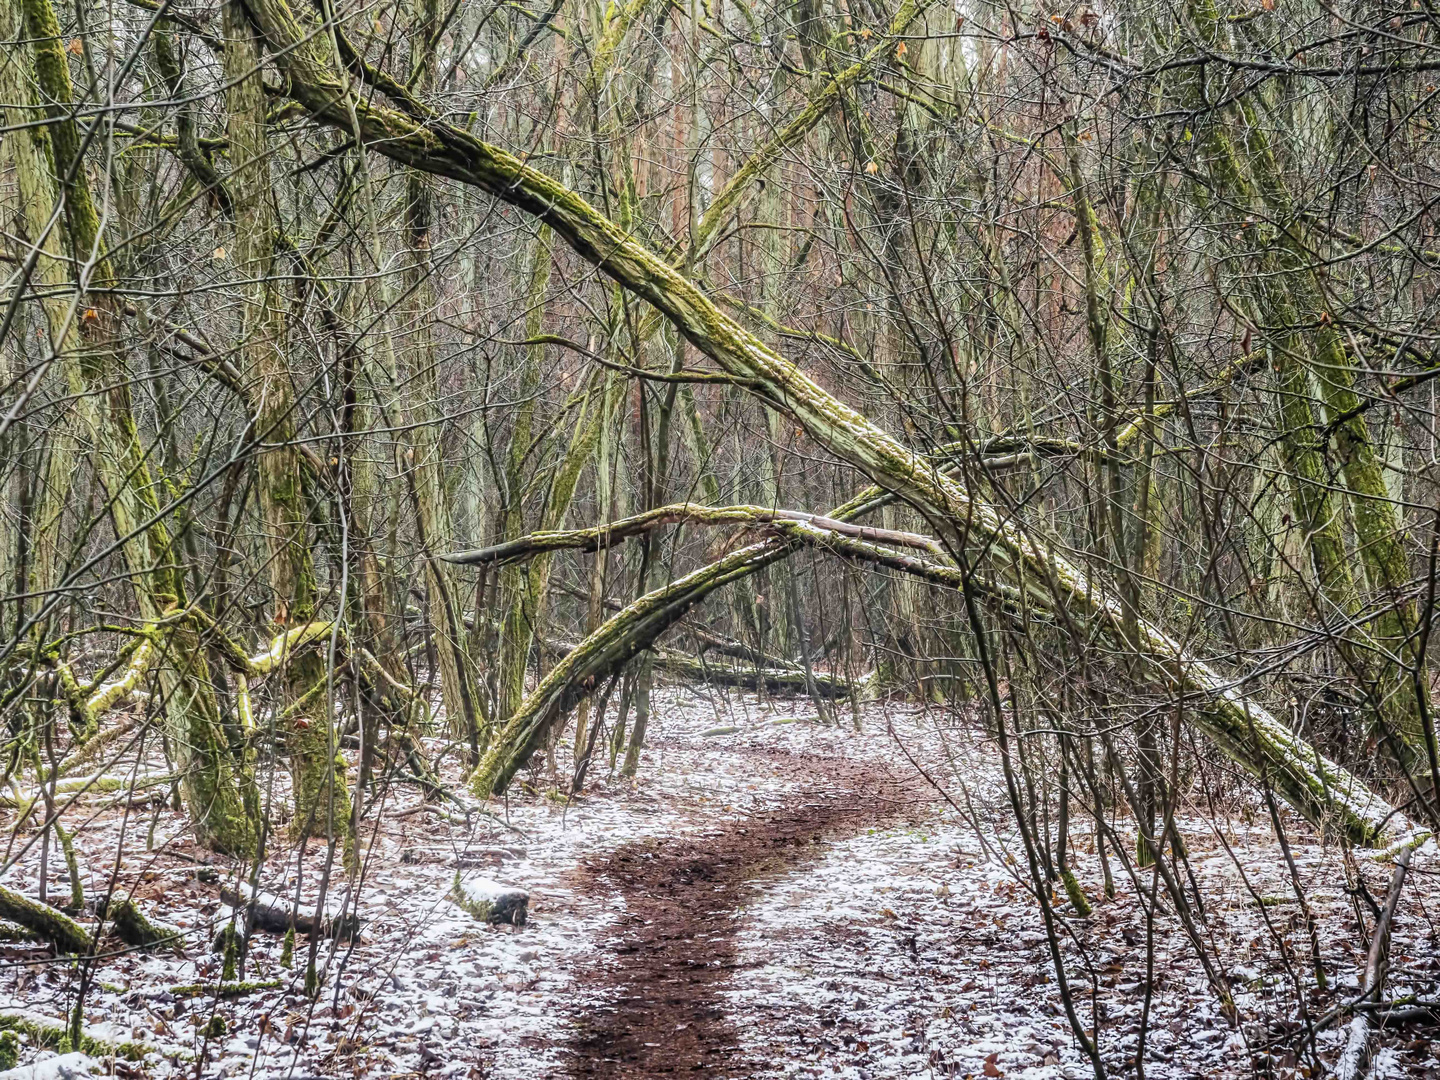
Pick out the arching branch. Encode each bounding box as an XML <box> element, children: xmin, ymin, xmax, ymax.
<box><xmin>443</xmin><ymin>502</ymin><xmax>944</xmax><ymax>566</ymax></box>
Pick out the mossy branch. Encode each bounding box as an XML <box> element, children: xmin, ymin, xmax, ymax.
<box><xmin>0</xmin><ymin>1008</ymin><xmax>148</xmax><ymax>1060</ymax></box>
<box><xmin>444</xmin><ymin>502</ymin><xmax>944</xmax><ymax>566</ymax></box>
<box><xmin>107</xmin><ymin>897</ymin><xmax>182</xmax><ymax>951</ymax></box>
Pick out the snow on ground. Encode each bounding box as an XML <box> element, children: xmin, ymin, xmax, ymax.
<box><xmin>3</xmin><ymin>687</ymin><xmax>1439</xmax><ymax>1079</ymax></box>
<box><xmin>718</xmin><ymin>711</ymin><xmax>1440</xmax><ymax>1079</ymax></box>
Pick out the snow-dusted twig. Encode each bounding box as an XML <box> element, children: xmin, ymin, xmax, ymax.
<box><xmin>1337</xmin><ymin>845</ymin><xmax>1412</xmax><ymax>1080</ymax></box>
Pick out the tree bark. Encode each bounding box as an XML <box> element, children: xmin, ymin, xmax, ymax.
<box><xmin>400</xmin><ymin>0</ymin><xmax>488</xmax><ymax>754</ymax></box>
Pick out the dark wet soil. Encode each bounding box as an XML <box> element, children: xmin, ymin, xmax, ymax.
<box><xmin>565</xmin><ymin>744</ymin><xmax>921</xmax><ymax>1078</ymax></box>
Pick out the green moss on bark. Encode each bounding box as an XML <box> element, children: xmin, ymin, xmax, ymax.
<box><xmin>1059</xmin><ymin>869</ymin><xmax>1092</xmax><ymax>917</ymax></box>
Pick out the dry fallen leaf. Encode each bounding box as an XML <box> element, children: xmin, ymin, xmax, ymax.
<box><xmin>68</xmin><ymin>37</ymin><xmax>84</xmax><ymax>54</ymax></box>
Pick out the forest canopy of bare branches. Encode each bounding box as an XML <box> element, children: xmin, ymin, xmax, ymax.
<box><xmin>7</xmin><ymin>0</ymin><xmax>1440</xmax><ymax>1073</ymax></box>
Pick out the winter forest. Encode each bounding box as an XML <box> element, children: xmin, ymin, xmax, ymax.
<box><xmin>7</xmin><ymin>0</ymin><xmax>1440</xmax><ymax>1074</ymax></box>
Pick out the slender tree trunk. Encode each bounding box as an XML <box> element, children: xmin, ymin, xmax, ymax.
<box><xmin>496</xmin><ymin>228</ymin><xmax>553</xmax><ymax>723</ymax></box>
<box><xmin>224</xmin><ymin>0</ymin><xmax>349</xmax><ymax>854</ymax></box>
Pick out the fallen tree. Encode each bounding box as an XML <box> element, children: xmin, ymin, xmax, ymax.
<box><xmin>0</xmin><ymin>1011</ymin><xmax>148</xmax><ymax>1062</ymax></box>
<box><xmin>443</xmin><ymin>503</ymin><xmax>944</xmax><ymax>566</ymax></box>
<box><xmin>106</xmin><ymin>898</ymin><xmax>181</xmax><ymax>951</ymax></box>
<box><xmin>459</xmin><ymin>487</ymin><xmax>893</xmax><ymax>799</ymax></box>
<box><xmin>218</xmin><ymin>886</ymin><xmax>361</xmax><ymax>940</ymax></box>
<box><xmin>647</xmin><ymin>648</ymin><xmax>857</xmax><ymax>698</ymax></box>
<box><xmin>239</xmin><ymin>0</ymin><xmax>1411</xmax><ymax>846</ymax></box>
<box><xmin>458</xmin><ymin>503</ymin><xmax>1403</xmax><ymax>851</ymax></box>
<box><xmin>0</xmin><ymin>885</ymin><xmax>92</xmax><ymax>954</ymax></box>
<box><xmin>544</xmin><ymin>636</ymin><xmax>860</xmax><ymax>698</ymax></box>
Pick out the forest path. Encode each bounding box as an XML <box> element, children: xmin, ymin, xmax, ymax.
<box><xmin>564</xmin><ymin>743</ymin><xmax>922</xmax><ymax>1078</ymax></box>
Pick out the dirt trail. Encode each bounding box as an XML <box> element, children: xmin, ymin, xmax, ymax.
<box><xmin>565</xmin><ymin>745</ymin><xmax>920</xmax><ymax>1078</ymax></box>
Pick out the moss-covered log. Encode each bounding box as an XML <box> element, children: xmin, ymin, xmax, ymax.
<box><xmin>545</xmin><ymin>637</ymin><xmax>857</xmax><ymax>697</ymax></box>
<box><xmin>0</xmin><ymin>885</ymin><xmax>92</xmax><ymax>953</ymax></box>
<box><xmin>0</xmin><ymin>1009</ymin><xmax>148</xmax><ymax>1061</ymax></box>
<box><xmin>0</xmin><ymin>774</ymin><xmax>135</xmax><ymax>812</ymax></box>
<box><xmin>648</xmin><ymin>649</ymin><xmax>856</xmax><ymax>698</ymax></box>
<box><xmin>219</xmin><ymin>886</ymin><xmax>362</xmax><ymax>940</ymax></box>
<box><xmin>106</xmin><ymin>898</ymin><xmax>180</xmax><ymax>951</ymax></box>
<box><xmin>168</xmin><ymin>979</ymin><xmax>281</xmax><ymax>999</ymax></box>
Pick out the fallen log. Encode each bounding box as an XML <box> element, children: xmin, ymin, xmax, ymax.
<box><xmin>690</xmin><ymin>627</ymin><xmax>799</xmax><ymax>669</ymax></box>
<box><xmin>0</xmin><ymin>886</ymin><xmax>92</xmax><ymax>954</ymax></box>
<box><xmin>451</xmin><ymin>875</ymin><xmax>529</xmax><ymax>926</ymax></box>
<box><xmin>544</xmin><ymin>637</ymin><xmax>854</xmax><ymax>697</ymax></box>
<box><xmin>106</xmin><ymin>898</ymin><xmax>181</xmax><ymax>951</ymax></box>
<box><xmin>648</xmin><ymin>648</ymin><xmax>855</xmax><ymax>698</ymax></box>
<box><xmin>0</xmin><ymin>1010</ymin><xmax>147</xmax><ymax>1061</ymax></box>
<box><xmin>218</xmin><ymin>886</ymin><xmax>361</xmax><ymax>941</ymax></box>
<box><xmin>167</xmin><ymin>979</ymin><xmax>281</xmax><ymax>999</ymax></box>
<box><xmin>58</xmin><ymin>712</ymin><xmax>144</xmax><ymax>776</ymax></box>
<box><xmin>548</xmin><ymin>623</ymin><xmax>803</xmax><ymax>672</ymax></box>
<box><xmin>4</xmin><ymin>774</ymin><xmax>176</xmax><ymax>827</ymax></box>
<box><xmin>0</xmin><ymin>774</ymin><xmax>136</xmax><ymax>812</ymax></box>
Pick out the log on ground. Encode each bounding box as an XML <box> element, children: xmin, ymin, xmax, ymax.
<box><xmin>0</xmin><ymin>886</ymin><xmax>92</xmax><ymax>954</ymax></box>
<box><xmin>451</xmin><ymin>874</ymin><xmax>529</xmax><ymax>925</ymax></box>
<box><xmin>218</xmin><ymin>887</ymin><xmax>361</xmax><ymax>940</ymax></box>
<box><xmin>106</xmin><ymin>898</ymin><xmax>181</xmax><ymax>951</ymax></box>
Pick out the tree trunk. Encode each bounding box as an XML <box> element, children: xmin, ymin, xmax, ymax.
<box><xmin>400</xmin><ymin>0</ymin><xmax>488</xmax><ymax>754</ymax></box>
<box><xmin>11</xmin><ymin>0</ymin><xmax>257</xmax><ymax>855</ymax></box>
<box><xmin>223</xmin><ymin>0</ymin><xmax>348</xmax><ymax>853</ymax></box>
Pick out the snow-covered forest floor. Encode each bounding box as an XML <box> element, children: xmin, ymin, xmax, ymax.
<box><xmin>3</xmin><ymin>689</ymin><xmax>1439</xmax><ymax>1079</ymax></box>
